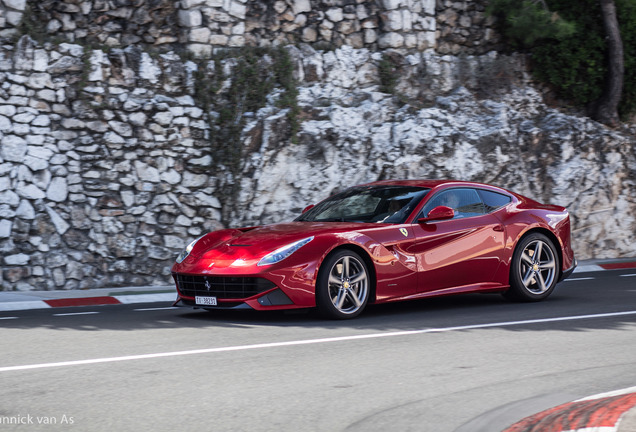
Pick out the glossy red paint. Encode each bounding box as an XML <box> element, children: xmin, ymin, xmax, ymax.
<box><xmin>171</xmin><ymin>180</ymin><xmax>576</xmax><ymax>315</ymax></box>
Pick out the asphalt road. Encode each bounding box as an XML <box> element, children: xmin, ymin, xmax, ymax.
<box><xmin>1</xmin><ymin>269</ymin><xmax>635</xmax><ymax>432</ymax></box>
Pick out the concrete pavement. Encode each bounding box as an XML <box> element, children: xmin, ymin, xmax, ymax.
<box><xmin>1</xmin><ymin>258</ymin><xmax>635</xmax><ymax>431</ymax></box>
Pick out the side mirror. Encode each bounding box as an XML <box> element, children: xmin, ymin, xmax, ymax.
<box><xmin>301</xmin><ymin>204</ymin><xmax>315</xmax><ymax>214</ymax></box>
<box><xmin>418</xmin><ymin>206</ymin><xmax>454</xmax><ymax>223</ymax></box>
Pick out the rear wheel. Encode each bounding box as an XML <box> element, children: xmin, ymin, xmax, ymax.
<box><xmin>316</xmin><ymin>250</ymin><xmax>370</xmax><ymax>319</ymax></box>
<box><xmin>505</xmin><ymin>233</ymin><xmax>560</xmax><ymax>301</ymax></box>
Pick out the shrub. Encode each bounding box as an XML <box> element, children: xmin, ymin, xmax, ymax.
<box><xmin>490</xmin><ymin>0</ymin><xmax>636</xmax><ymax>118</ymax></box>
<box><xmin>487</xmin><ymin>0</ymin><xmax>576</xmax><ymax>48</ymax></box>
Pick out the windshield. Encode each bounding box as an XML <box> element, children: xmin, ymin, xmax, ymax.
<box><xmin>296</xmin><ymin>186</ymin><xmax>430</xmax><ymax>224</ymax></box>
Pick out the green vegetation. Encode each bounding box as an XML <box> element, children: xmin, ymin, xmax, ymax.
<box><xmin>193</xmin><ymin>46</ymin><xmax>299</xmax><ymax>173</ymax></box>
<box><xmin>15</xmin><ymin>4</ymin><xmax>48</xmax><ymax>43</ymax></box>
<box><xmin>378</xmin><ymin>53</ymin><xmax>399</xmax><ymax>94</ymax></box>
<box><xmin>191</xmin><ymin>46</ymin><xmax>300</xmax><ymax>214</ymax></box>
<box><xmin>487</xmin><ymin>0</ymin><xmax>576</xmax><ymax>48</ymax></box>
<box><xmin>489</xmin><ymin>0</ymin><xmax>636</xmax><ymax>118</ymax></box>
<box><xmin>272</xmin><ymin>48</ymin><xmax>300</xmax><ymax>143</ymax></box>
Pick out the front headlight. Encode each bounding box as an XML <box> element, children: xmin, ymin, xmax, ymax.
<box><xmin>176</xmin><ymin>235</ymin><xmax>205</xmax><ymax>264</ymax></box>
<box><xmin>257</xmin><ymin>237</ymin><xmax>314</xmax><ymax>267</ymax></box>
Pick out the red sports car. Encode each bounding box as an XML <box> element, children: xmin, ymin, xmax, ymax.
<box><xmin>172</xmin><ymin>180</ymin><xmax>576</xmax><ymax>319</ymax></box>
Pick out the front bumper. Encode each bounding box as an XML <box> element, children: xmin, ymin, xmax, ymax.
<box><xmin>560</xmin><ymin>257</ymin><xmax>577</xmax><ymax>282</ymax></box>
<box><xmin>172</xmin><ymin>273</ymin><xmax>300</xmax><ymax>311</ymax></box>
<box><xmin>174</xmin><ymin>297</ymin><xmax>253</xmax><ymax>310</ymax></box>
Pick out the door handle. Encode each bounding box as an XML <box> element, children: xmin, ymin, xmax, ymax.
<box><xmin>493</xmin><ymin>224</ymin><xmax>504</xmax><ymax>232</ymax></box>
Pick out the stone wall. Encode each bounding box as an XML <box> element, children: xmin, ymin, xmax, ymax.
<box><xmin>2</xmin><ymin>35</ymin><xmax>634</xmax><ymax>291</ymax></box>
<box><xmin>435</xmin><ymin>0</ymin><xmax>501</xmax><ymax>54</ymax></box>
<box><xmin>0</xmin><ymin>0</ymin><xmax>499</xmax><ymax>55</ymax></box>
<box><xmin>242</xmin><ymin>0</ymin><xmax>437</xmax><ymax>53</ymax></box>
<box><xmin>1</xmin><ymin>36</ymin><xmax>223</xmax><ymax>290</ymax></box>
<box><xmin>0</xmin><ymin>1</ymin><xmax>634</xmax><ymax>292</ymax></box>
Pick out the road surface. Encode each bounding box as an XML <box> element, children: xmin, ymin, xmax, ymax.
<box><xmin>1</xmin><ymin>268</ymin><xmax>635</xmax><ymax>431</ymax></box>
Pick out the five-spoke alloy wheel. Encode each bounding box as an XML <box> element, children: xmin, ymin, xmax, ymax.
<box><xmin>506</xmin><ymin>233</ymin><xmax>560</xmax><ymax>301</ymax></box>
<box><xmin>316</xmin><ymin>250</ymin><xmax>370</xmax><ymax>319</ymax></box>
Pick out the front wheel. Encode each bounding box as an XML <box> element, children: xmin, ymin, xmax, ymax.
<box><xmin>505</xmin><ymin>233</ymin><xmax>560</xmax><ymax>302</ymax></box>
<box><xmin>316</xmin><ymin>250</ymin><xmax>370</xmax><ymax>319</ymax></box>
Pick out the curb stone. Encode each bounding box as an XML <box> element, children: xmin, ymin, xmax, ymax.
<box><xmin>0</xmin><ymin>286</ymin><xmax>175</xmax><ymax>312</ymax></box>
<box><xmin>503</xmin><ymin>387</ymin><xmax>636</xmax><ymax>432</ymax></box>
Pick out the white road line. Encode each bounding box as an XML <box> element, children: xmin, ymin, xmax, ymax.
<box><xmin>0</xmin><ymin>317</ymin><xmax>18</xmax><ymax>320</ymax></box>
<box><xmin>53</xmin><ymin>312</ymin><xmax>100</xmax><ymax>317</ymax></box>
<box><xmin>619</xmin><ymin>273</ymin><xmax>636</xmax><ymax>277</ymax></box>
<box><xmin>2</xmin><ymin>310</ymin><xmax>636</xmax><ymax>373</ymax></box>
<box><xmin>133</xmin><ymin>307</ymin><xmax>179</xmax><ymax>312</ymax></box>
<box><xmin>564</xmin><ymin>277</ymin><xmax>595</xmax><ymax>282</ymax></box>
<box><xmin>575</xmin><ymin>385</ymin><xmax>636</xmax><ymax>402</ymax></box>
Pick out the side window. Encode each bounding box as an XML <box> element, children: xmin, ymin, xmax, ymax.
<box><xmin>421</xmin><ymin>188</ymin><xmax>485</xmax><ymax>219</ymax></box>
<box><xmin>477</xmin><ymin>190</ymin><xmax>512</xmax><ymax>213</ymax></box>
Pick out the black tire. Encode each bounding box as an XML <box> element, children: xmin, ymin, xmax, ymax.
<box><xmin>316</xmin><ymin>250</ymin><xmax>370</xmax><ymax>319</ymax></box>
<box><xmin>505</xmin><ymin>233</ymin><xmax>560</xmax><ymax>302</ymax></box>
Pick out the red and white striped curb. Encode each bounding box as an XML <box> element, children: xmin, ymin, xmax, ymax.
<box><xmin>503</xmin><ymin>387</ymin><xmax>636</xmax><ymax>432</ymax></box>
<box><xmin>0</xmin><ymin>293</ymin><xmax>176</xmax><ymax>312</ymax></box>
<box><xmin>575</xmin><ymin>261</ymin><xmax>636</xmax><ymax>273</ymax></box>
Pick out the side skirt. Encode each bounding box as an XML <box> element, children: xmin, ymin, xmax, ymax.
<box><xmin>379</xmin><ymin>283</ymin><xmax>508</xmax><ymax>304</ymax></box>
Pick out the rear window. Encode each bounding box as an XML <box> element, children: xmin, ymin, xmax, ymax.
<box><xmin>477</xmin><ymin>190</ymin><xmax>512</xmax><ymax>213</ymax></box>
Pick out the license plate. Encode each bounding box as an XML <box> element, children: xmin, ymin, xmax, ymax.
<box><xmin>195</xmin><ymin>296</ymin><xmax>218</xmax><ymax>306</ymax></box>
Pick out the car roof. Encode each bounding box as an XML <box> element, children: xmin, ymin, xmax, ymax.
<box><xmin>359</xmin><ymin>179</ymin><xmax>502</xmax><ymax>190</ymax></box>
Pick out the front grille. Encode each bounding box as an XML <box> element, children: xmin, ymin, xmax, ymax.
<box><xmin>174</xmin><ymin>274</ymin><xmax>276</xmax><ymax>299</ymax></box>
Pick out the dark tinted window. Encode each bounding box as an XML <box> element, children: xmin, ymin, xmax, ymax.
<box><xmin>296</xmin><ymin>186</ymin><xmax>430</xmax><ymax>224</ymax></box>
<box><xmin>421</xmin><ymin>188</ymin><xmax>485</xmax><ymax>219</ymax></box>
<box><xmin>477</xmin><ymin>189</ymin><xmax>512</xmax><ymax>213</ymax></box>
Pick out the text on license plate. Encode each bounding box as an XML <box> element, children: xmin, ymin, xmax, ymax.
<box><xmin>195</xmin><ymin>296</ymin><xmax>218</xmax><ymax>306</ymax></box>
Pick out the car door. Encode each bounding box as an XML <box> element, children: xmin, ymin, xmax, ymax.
<box><xmin>406</xmin><ymin>188</ymin><xmax>506</xmax><ymax>293</ymax></box>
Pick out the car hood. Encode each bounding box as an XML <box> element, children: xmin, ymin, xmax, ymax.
<box><xmin>189</xmin><ymin>221</ymin><xmax>378</xmax><ymax>264</ymax></box>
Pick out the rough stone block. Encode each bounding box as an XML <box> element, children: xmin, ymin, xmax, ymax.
<box><xmin>325</xmin><ymin>8</ymin><xmax>343</xmax><ymax>23</ymax></box>
<box><xmin>378</xmin><ymin>32</ymin><xmax>404</xmax><ymax>48</ymax></box>
<box><xmin>228</xmin><ymin>35</ymin><xmax>245</xmax><ymax>47</ymax></box>
<box><xmin>4</xmin><ymin>0</ymin><xmax>27</xmax><ymax>11</ymax></box>
<box><xmin>228</xmin><ymin>1</ymin><xmax>246</xmax><ymax>19</ymax></box>
<box><xmin>382</xmin><ymin>0</ymin><xmax>400</xmax><ymax>10</ymax></box>
<box><xmin>4</xmin><ymin>254</ymin><xmax>30</xmax><ymax>266</ymax></box>
<box><xmin>291</xmin><ymin>0</ymin><xmax>311</xmax><ymax>14</ymax></box>
<box><xmin>1</xmin><ymin>135</ymin><xmax>28</xmax><ymax>162</ymax></box>
<box><xmin>209</xmin><ymin>34</ymin><xmax>229</xmax><ymax>45</ymax></box>
<box><xmin>301</xmin><ymin>27</ymin><xmax>317</xmax><ymax>43</ymax></box>
<box><xmin>422</xmin><ymin>0</ymin><xmax>436</xmax><ymax>15</ymax></box>
<box><xmin>402</xmin><ymin>9</ymin><xmax>412</xmax><ymax>32</ymax></box>
<box><xmin>364</xmin><ymin>28</ymin><xmax>378</xmax><ymax>44</ymax></box>
<box><xmin>5</xmin><ymin>11</ymin><xmax>23</xmax><ymax>26</ymax></box>
<box><xmin>179</xmin><ymin>9</ymin><xmax>203</xmax><ymax>27</ymax></box>
<box><xmin>180</xmin><ymin>0</ymin><xmax>207</xmax><ymax>7</ymax></box>
<box><xmin>0</xmin><ymin>220</ymin><xmax>11</xmax><ymax>238</ymax></box>
<box><xmin>381</xmin><ymin>10</ymin><xmax>402</xmax><ymax>31</ymax></box>
<box><xmin>417</xmin><ymin>30</ymin><xmax>436</xmax><ymax>49</ymax></box>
